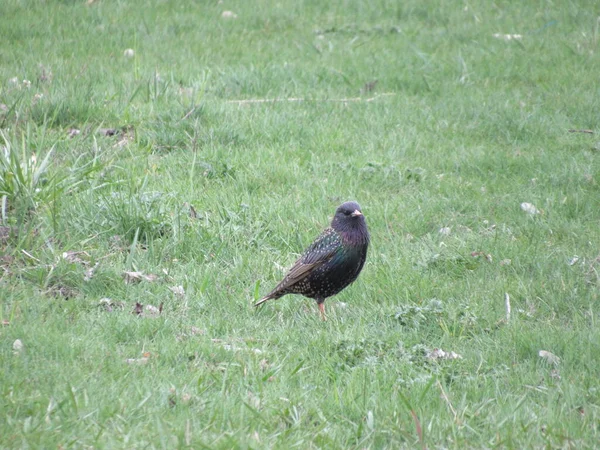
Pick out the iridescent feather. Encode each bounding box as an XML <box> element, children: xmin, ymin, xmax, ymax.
<box><xmin>254</xmin><ymin>201</ymin><xmax>369</xmax><ymax>320</ymax></box>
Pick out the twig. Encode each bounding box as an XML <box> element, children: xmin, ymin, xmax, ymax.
<box><xmin>21</xmin><ymin>249</ymin><xmax>40</xmax><ymax>262</ymax></box>
<box><xmin>505</xmin><ymin>292</ymin><xmax>511</xmax><ymax>322</ymax></box>
<box><xmin>227</xmin><ymin>97</ymin><xmax>305</xmax><ymax>104</ymax></box>
<box><xmin>568</xmin><ymin>129</ymin><xmax>594</xmax><ymax>134</ymax></box>
<box><xmin>180</xmin><ymin>106</ymin><xmax>198</xmax><ymax>121</ymax></box>
<box><xmin>226</xmin><ymin>93</ymin><xmax>396</xmax><ymax>105</ymax></box>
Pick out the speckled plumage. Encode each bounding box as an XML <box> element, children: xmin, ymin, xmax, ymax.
<box><xmin>254</xmin><ymin>201</ymin><xmax>370</xmax><ymax>319</ymax></box>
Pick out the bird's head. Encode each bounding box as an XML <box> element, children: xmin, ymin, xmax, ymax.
<box><xmin>331</xmin><ymin>201</ymin><xmax>367</xmax><ymax>233</ymax></box>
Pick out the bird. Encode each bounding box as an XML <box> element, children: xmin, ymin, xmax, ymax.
<box><xmin>254</xmin><ymin>201</ymin><xmax>369</xmax><ymax>320</ymax></box>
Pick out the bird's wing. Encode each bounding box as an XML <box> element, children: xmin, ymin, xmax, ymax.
<box><xmin>272</xmin><ymin>228</ymin><xmax>341</xmax><ymax>291</ymax></box>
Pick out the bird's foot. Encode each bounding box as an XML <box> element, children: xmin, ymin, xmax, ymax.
<box><xmin>318</xmin><ymin>303</ymin><xmax>327</xmax><ymax>321</ymax></box>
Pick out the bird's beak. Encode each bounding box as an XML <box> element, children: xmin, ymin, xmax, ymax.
<box><xmin>351</xmin><ymin>210</ymin><xmax>363</xmax><ymax>217</ymax></box>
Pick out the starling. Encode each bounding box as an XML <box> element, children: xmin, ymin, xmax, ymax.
<box><xmin>254</xmin><ymin>201</ymin><xmax>369</xmax><ymax>320</ymax></box>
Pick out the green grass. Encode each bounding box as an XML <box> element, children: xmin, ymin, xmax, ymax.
<box><xmin>1</xmin><ymin>0</ymin><xmax>600</xmax><ymax>448</ymax></box>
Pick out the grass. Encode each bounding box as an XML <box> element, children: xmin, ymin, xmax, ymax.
<box><xmin>1</xmin><ymin>0</ymin><xmax>599</xmax><ymax>447</ymax></box>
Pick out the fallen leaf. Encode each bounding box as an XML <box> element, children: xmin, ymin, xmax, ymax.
<box><xmin>123</xmin><ymin>48</ymin><xmax>135</xmax><ymax>58</ymax></box>
<box><xmin>68</xmin><ymin>128</ymin><xmax>81</xmax><ymax>138</ymax></box>
<box><xmin>259</xmin><ymin>359</ymin><xmax>270</xmax><ymax>371</ymax></box>
<box><xmin>123</xmin><ymin>271</ymin><xmax>158</xmax><ymax>284</ymax></box>
<box><xmin>145</xmin><ymin>304</ymin><xmax>160</xmax><ymax>317</ymax></box>
<box><xmin>113</xmin><ymin>126</ymin><xmax>135</xmax><ymax>148</ymax></box>
<box><xmin>0</xmin><ymin>226</ymin><xmax>14</xmax><ymax>243</ymax></box>
<box><xmin>98</xmin><ymin>128</ymin><xmax>119</xmax><ymax>137</ymax></box>
<box><xmin>538</xmin><ymin>350</ymin><xmax>560</xmax><ymax>366</ymax></box>
<box><xmin>62</xmin><ymin>250</ymin><xmax>91</xmax><ymax>265</ymax></box>
<box><xmin>38</xmin><ymin>64</ymin><xmax>54</xmax><ymax>83</ymax></box>
<box><xmin>517</xmin><ymin>308</ymin><xmax>534</xmax><ymax>318</ymax></box>
<box><xmin>168</xmin><ymin>390</ymin><xmax>177</xmax><ymax>407</ymax></box>
<box><xmin>568</xmin><ymin>256</ymin><xmax>579</xmax><ymax>266</ymax></box>
<box><xmin>109</xmin><ymin>235</ymin><xmax>125</xmax><ymax>249</ymax></box>
<box><xmin>520</xmin><ymin>202</ymin><xmax>539</xmax><ymax>215</ymax></box>
<box><xmin>98</xmin><ymin>298</ymin><xmax>124</xmax><ymax>311</ymax></box>
<box><xmin>427</xmin><ymin>348</ymin><xmax>462</xmax><ymax>360</ymax></box>
<box><xmin>247</xmin><ymin>391</ymin><xmax>261</xmax><ymax>409</ymax></box>
<box><xmin>0</xmin><ymin>255</ymin><xmax>15</xmax><ymax>266</ymax></box>
<box><xmin>169</xmin><ymin>285</ymin><xmax>185</xmax><ymax>296</ymax></box>
<box><xmin>187</xmin><ymin>203</ymin><xmax>199</xmax><ymax>219</ymax></box>
<box><xmin>133</xmin><ymin>302</ymin><xmax>144</xmax><ymax>315</ymax></box>
<box><xmin>84</xmin><ymin>262</ymin><xmax>99</xmax><ymax>281</ymax></box>
<box><xmin>132</xmin><ymin>303</ymin><xmax>161</xmax><ymax>318</ymax></box>
<box><xmin>48</xmin><ymin>284</ymin><xmax>77</xmax><ymax>299</ymax></box>
<box><xmin>471</xmin><ymin>251</ymin><xmax>492</xmax><ymax>262</ymax></box>
<box><xmin>32</xmin><ymin>93</ymin><xmax>43</xmax><ymax>105</ymax></box>
<box><xmin>2</xmin><ymin>320</ymin><xmax>9</xmax><ymax>326</ymax></box>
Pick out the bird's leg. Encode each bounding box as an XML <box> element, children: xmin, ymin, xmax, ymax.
<box><xmin>318</xmin><ymin>302</ymin><xmax>327</xmax><ymax>321</ymax></box>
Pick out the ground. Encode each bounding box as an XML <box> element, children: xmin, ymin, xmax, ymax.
<box><xmin>1</xmin><ymin>0</ymin><xmax>599</xmax><ymax>448</ymax></box>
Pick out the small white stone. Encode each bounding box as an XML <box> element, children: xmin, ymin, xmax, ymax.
<box><xmin>438</xmin><ymin>227</ymin><xmax>451</xmax><ymax>235</ymax></box>
<box><xmin>13</xmin><ymin>339</ymin><xmax>23</xmax><ymax>353</ymax></box>
<box><xmin>125</xmin><ymin>357</ymin><xmax>149</xmax><ymax>365</ymax></box>
<box><xmin>123</xmin><ymin>48</ymin><xmax>135</xmax><ymax>58</ymax></box>
<box><xmin>493</xmin><ymin>33</ymin><xmax>523</xmax><ymax>41</ymax></box>
<box><xmin>221</xmin><ymin>10</ymin><xmax>237</xmax><ymax>19</ymax></box>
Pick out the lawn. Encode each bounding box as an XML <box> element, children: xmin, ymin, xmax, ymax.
<box><xmin>1</xmin><ymin>0</ymin><xmax>599</xmax><ymax>448</ymax></box>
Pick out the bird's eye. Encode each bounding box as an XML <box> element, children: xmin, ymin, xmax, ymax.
<box><xmin>343</xmin><ymin>210</ymin><xmax>351</xmax><ymax>216</ymax></box>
